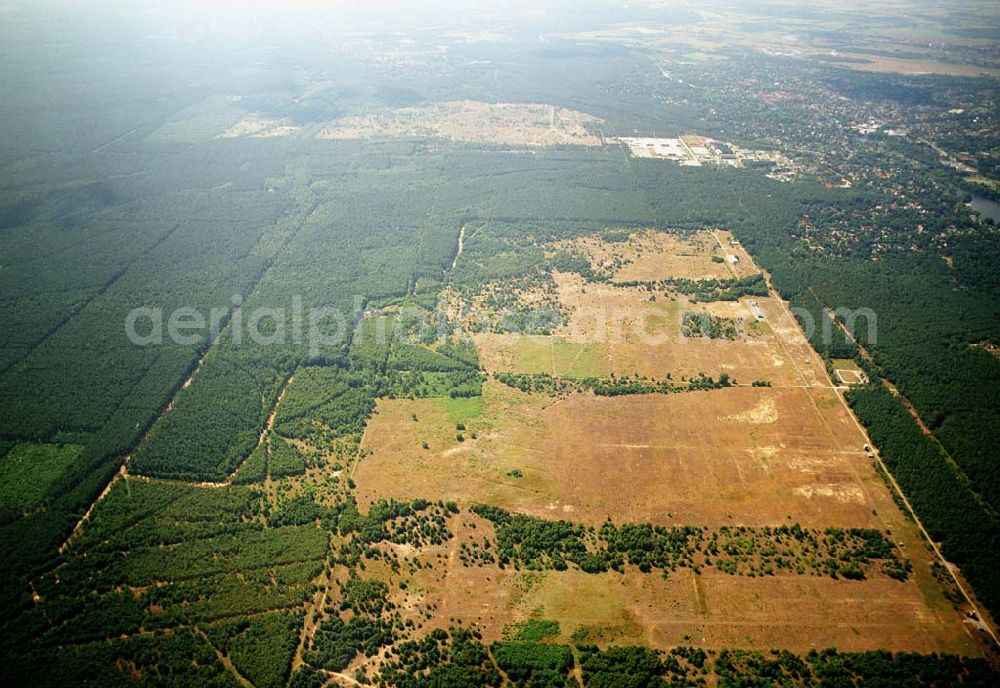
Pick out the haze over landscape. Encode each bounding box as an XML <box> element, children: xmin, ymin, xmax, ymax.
<box><xmin>1</xmin><ymin>1</ymin><xmax>999</xmax><ymax>685</ymax></box>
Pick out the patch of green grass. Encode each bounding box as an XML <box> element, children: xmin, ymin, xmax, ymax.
<box><xmin>146</xmin><ymin>95</ymin><xmax>245</xmax><ymax>143</ymax></box>
<box><xmin>967</xmin><ymin>175</ymin><xmax>1000</xmax><ymax>190</ymax></box>
<box><xmin>506</xmin><ymin>619</ymin><xmax>560</xmax><ymax>642</ymax></box>
<box><xmin>640</xmin><ymin>302</ymin><xmax>680</xmax><ymax>337</ymax></box>
<box><xmin>510</xmin><ymin>337</ymin><xmax>553</xmax><ymax>374</ymax></box>
<box><xmin>404</xmin><ymin>371</ymin><xmax>478</xmax><ymax>397</ymax></box>
<box><xmin>0</xmin><ymin>443</ymin><xmax>82</xmax><ymax>511</ymax></box>
<box><xmin>435</xmin><ymin>395</ymin><xmax>484</xmax><ymax>424</ymax></box>
<box><xmin>502</xmin><ymin>338</ymin><xmax>610</xmax><ymax>378</ymax></box>
<box><xmin>554</xmin><ymin>341</ymin><xmax>608</xmax><ymax>379</ymax></box>
<box><xmin>501</xmin><ymin>337</ymin><xmax>610</xmax><ymax>378</ymax></box>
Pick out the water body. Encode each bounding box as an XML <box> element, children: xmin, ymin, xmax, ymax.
<box><xmin>969</xmin><ymin>194</ymin><xmax>1000</xmax><ymax>223</ymax></box>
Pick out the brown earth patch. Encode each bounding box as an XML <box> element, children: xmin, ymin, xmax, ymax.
<box><xmin>317</xmin><ymin>101</ymin><xmax>603</xmax><ymax>147</ymax></box>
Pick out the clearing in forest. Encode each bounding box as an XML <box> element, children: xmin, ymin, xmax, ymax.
<box><xmin>832</xmin><ymin>358</ymin><xmax>868</xmax><ymax>386</ymax></box>
<box><xmin>552</xmin><ymin>228</ymin><xmax>758</xmax><ymax>281</ymax></box>
<box><xmin>217</xmin><ymin>115</ymin><xmax>301</xmax><ymax>139</ymax></box>
<box><xmin>464</xmin><ymin>229</ymin><xmax>821</xmax><ymax>386</ymax></box>
<box><xmin>316</xmin><ymin>101</ymin><xmax>604</xmax><ymax>147</ymax></box>
<box><xmin>353</xmin><ymin>377</ymin><xmax>977</xmax><ymax>655</ymax></box>
<box><xmin>347</xmin><ymin>226</ymin><xmax>982</xmax><ymax>658</ymax></box>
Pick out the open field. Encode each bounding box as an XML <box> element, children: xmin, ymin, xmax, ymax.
<box><xmin>558</xmin><ymin>2</ymin><xmax>1000</xmax><ymax>78</ymax></box>
<box><xmin>352</xmin><ymin>395</ymin><xmax>978</xmax><ymax>656</ymax></box>
<box><xmin>407</xmin><ymin>540</ymin><xmax>977</xmax><ymax>656</ymax></box>
<box><xmin>474</xmin><ymin>334</ymin><xmax>613</xmax><ymax>378</ymax></box>
<box><xmin>832</xmin><ymin>358</ymin><xmax>869</xmax><ymax>386</ymax></box>
<box><xmin>358</xmin><ymin>381</ymin><xmax>892</xmax><ymax>529</ymax></box>
<box><xmin>316</xmin><ymin>100</ymin><xmax>604</xmax><ymax>146</ymax></box>
<box><xmin>475</xmin><ymin>274</ymin><xmax>824</xmax><ymax>386</ymax></box>
<box><xmin>347</xmin><ymin>225</ymin><xmax>984</xmax><ymax>658</ymax></box>
<box><xmin>464</xmin><ymin>229</ymin><xmax>815</xmax><ymax>386</ymax></box>
<box><xmin>554</xmin><ymin>229</ymin><xmax>757</xmax><ymax>281</ymax></box>
<box><xmin>217</xmin><ymin>115</ymin><xmax>301</xmax><ymax>139</ymax></box>
<box><xmin>316</xmin><ymin>494</ymin><xmax>977</xmax><ymax>672</ymax></box>
<box><xmin>817</xmin><ymin>51</ymin><xmax>1000</xmax><ymax>78</ymax></box>
<box><xmin>352</xmin><ymin>380</ymin><xmax>980</xmax><ymax>655</ymax></box>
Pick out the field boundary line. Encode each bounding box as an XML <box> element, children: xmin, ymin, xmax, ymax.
<box><xmin>823</xmin><ymin>303</ymin><xmax>997</xmax><ymax>521</ymax></box>
<box><xmin>774</xmin><ymin>280</ymin><xmax>1000</xmax><ymax>647</ymax></box>
<box><xmin>193</xmin><ymin>625</ymin><xmax>256</xmax><ymax>688</ymax></box>
<box><xmin>59</xmin><ymin>463</ymin><xmax>127</xmax><ymax>553</ymax></box>
<box><xmin>55</xmin><ymin>191</ymin><xmax>325</xmax><ymax>559</ymax></box>
<box><xmin>831</xmin><ymin>382</ymin><xmax>999</xmax><ymax>646</ymax></box>
<box><xmin>228</xmin><ymin>373</ymin><xmax>294</xmax><ymax>485</ymax></box>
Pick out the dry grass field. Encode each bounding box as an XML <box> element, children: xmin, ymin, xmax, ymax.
<box><xmin>554</xmin><ymin>229</ymin><xmax>756</xmax><ymax>281</ymax></box>
<box><xmin>818</xmin><ymin>51</ymin><xmax>1000</xmax><ymax>78</ymax></box>
<box><xmin>351</xmin><ymin>385</ymin><xmax>979</xmax><ymax>655</ymax></box>
<box><xmin>358</xmin><ymin>382</ymin><xmax>891</xmax><ymax>530</ymax></box>
<box><xmin>343</xmin><ymin>227</ymin><xmax>983</xmax><ymax>658</ymax></box>
<box><xmin>217</xmin><ymin>115</ymin><xmax>301</xmax><ymax>139</ymax></box>
<box><xmin>467</xmin><ymin>229</ymin><xmax>800</xmax><ymax>385</ymax></box>
<box><xmin>350</xmin><ymin>456</ymin><xmax>977</xmax><ymax>657</ymax></box>
<box><xmin>316</xmin><ymin>100</ymin><xmax>604</xmax><ymax>147</ymax></box>
<box><xmin>475</xmin><ymin>276</ymin><xmax>824</xmax><ymax>387</ymax></box>
<box><xmin>322</xmin><ymin>499</ymin><xmax>975</xmax><ymax>671</ymax></box>
<box><xmin>418</xmin><ymin>555</ymin><xmax>976</xmax><ymax>655</ymax></box>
